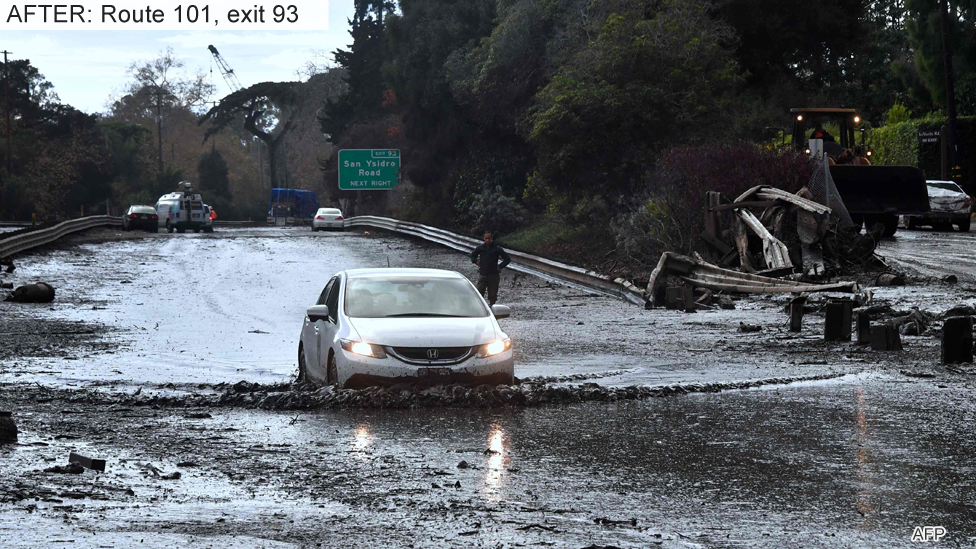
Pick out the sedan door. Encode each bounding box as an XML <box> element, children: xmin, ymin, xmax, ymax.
<box><xmin>303</xmin><ymin>277</ymin><xmax>335</xmax><ymax>380</ymax></box>
<box><xmin>318</xmin><ymin>276</ymin><xmax>344</xmax><ymax>371</ymax></box>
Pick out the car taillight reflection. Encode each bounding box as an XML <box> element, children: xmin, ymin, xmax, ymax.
<box><xmin>336</xmin><ymin>216</ymin><xmax>344</xmax><ymax>221</ymax></box>
<box><xmin>128</xmin><ymin>214</ymin><xmax>138</xmax><ymax>218</ymax></box>
<box><xmin>316</xmin><ymin>215</ymin><xmax>325</xmax><ymax>220</ymax></box>
<box><xmin>152</xmin><ymin>214</ymin><xmax>159</xmax><ymax>220</ymax></box>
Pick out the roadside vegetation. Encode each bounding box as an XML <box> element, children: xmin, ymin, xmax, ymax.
<box><xmin>1</xmin><ymin>0</ymin><xmax>974</xmax><ymax>276</ymax></box>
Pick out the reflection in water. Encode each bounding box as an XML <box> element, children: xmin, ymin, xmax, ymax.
<box><xmin>855</xmin><ymin>385</ymin><xmax>875</xmax><ymax>524</ymax></box>
<box><xmin>353</xmin><ymin>424</ymin><xmax>374</xmax><ymax>451</ymax></box>
<box><xmin>483</xmin><ymin>426</ymin><xmax>508</xmax><ymax>501</ymax></box>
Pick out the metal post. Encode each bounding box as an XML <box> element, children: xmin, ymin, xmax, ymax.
<box><xmin>940</xmin><ymin>0</ymin><xmax>960</xmax><ymax>181</ymax></box>
<box><xmin>3</xmin><ymin>50</ymin><xmax>11</xmax><ymax>175</ymax></box>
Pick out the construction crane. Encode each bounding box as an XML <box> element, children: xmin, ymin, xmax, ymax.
<box><xmin>208</xmin><ymin>45</ymin><xmax>242</xmax><ymax>92</ymax></box>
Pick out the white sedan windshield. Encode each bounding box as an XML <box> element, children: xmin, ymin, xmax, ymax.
<box><xmin>344</xmin><ymin>277</ymin><xmax>488</xmax><ymax>318</ymax></box>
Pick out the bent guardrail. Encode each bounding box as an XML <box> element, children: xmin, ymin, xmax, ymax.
<box><xmin>344</xmin><ymin>215</ymin><xmax>645</xmax><ymax>304</ymax></box>
<box><xmin>0</xmin><ymin>216</ymin><xmax>121</xmax><ymax>259</ymax></box>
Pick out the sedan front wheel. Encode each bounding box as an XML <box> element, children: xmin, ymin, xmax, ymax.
<box><xmin>327</xmin><ymin>353</ymin><xmax>339</xmax><ymax>387</ymax></box>
<box><xmin>296</xmin><ymin>344</ymin><xmax>308</xmax><ymax>383</ymax></box>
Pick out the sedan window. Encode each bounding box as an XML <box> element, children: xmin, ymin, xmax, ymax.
<box><xmin>344</xmin><ymin>277</ymin><xmax>489</xmax><ymax>318</ymax></box>
<box><xmin>326</xmin><ymin>278</ymin><xmax>341</xmax><ymax>323</ymax></box>
<box><xmin>928</xmin><ymin>182</ymin><xmax>963</xmax><ymax>193</ymax></box>
<box><xmin>317</xmin><ymin>278</ymin><xmax>336</xmax><ymax>306</ymax></box>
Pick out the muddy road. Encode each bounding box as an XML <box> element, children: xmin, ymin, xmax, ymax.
<box><xmin>2</xmin><ymin>227</ymin><xmax>976</xmax><ymax>548</ymax></box>
<box><xmin>878</xmin><ymin>227</ymin><xmax>976</xmax><ymax>283</ymax></box>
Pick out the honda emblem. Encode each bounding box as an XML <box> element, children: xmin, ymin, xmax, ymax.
<box><xmin>426</xmin><ymin>349</ymin><xmax>439</xmax><ymax>360</ymax></box>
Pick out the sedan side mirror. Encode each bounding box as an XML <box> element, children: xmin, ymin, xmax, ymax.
<box><xmin>307</xmin><ymin>304</ymin><xmax>330</xmax><ymax>322</ymax></box>
<box><xmin>491</xmin><ymin>304</ymin><xmax>511</xmax><ymax>319</ymax></box>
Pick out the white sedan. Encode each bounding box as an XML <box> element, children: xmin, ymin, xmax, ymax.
<box><xmin>312</xmin><ymin>208</ymin><xmax>345</xmax><ymax>231</ymax></box>
<box><xmin>297</xmin><ymin>268</ymin><xmax>515</xmax><ymax>389</ymax></box>
<box><xmin>907</xmin><ymin>181</ymin><xmax>972</xmax><ymax>232</ymax></box>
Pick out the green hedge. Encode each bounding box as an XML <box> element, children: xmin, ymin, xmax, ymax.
<box><xmin>871</xmin><ymin>116</ymin><xmax>975</xmax><ymax>192</ymax></box>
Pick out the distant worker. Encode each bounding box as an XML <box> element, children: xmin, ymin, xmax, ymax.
<box><xmin>470</xmin><ymin>232</ymin><xmax>511</xmax><ymax>306</ymax></box>
<box><xmin>835</xmin><ymin>149</ymin><xmax>855</xmax><ymax>165</ymax></box>
<box><xmin>809</xmin><ymin>122</ymin><xmax>835</xmax><ymax>143</ymax></box>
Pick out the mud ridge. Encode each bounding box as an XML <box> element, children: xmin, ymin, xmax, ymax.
<box><xmin>66</xmin><ymin>372</ymin><xmax>848</xmax><ymax>410</ymax></box>
<box><xmin>517</xmin><ymin>368</ymin><xmax>640</xmax><ymax>384</ymax></box>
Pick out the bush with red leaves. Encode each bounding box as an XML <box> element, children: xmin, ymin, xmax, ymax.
<box><xmin>614</xmin><ymin>142</ymin><xmax>814</xmax><ymax>266</ymax></box>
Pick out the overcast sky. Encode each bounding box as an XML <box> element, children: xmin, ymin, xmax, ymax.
<box><xmin>2</xmin><ymin>2</ymin><xmax>357</xmax><ymax>113</ymax></box>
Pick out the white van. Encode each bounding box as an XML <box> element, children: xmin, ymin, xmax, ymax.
<box><xmin>156</xmin><ymin>184</ymin><xmax>207</xmax><ymax>233</ymax></box>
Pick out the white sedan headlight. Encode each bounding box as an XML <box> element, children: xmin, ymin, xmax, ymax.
<box><xmin>478</xmin><ymin>338</ymin><xmax>512</xmax><ymax>358</ymax></box>
<box><xmin>340</xmin><ymin>339</ymin><xmax>387</xmax><ymax>358</ymax></box>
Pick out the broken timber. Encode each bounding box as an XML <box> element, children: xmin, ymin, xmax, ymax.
<box><xmin>646</xmin><ymin>252</ymin><xmax>858</xmax><ymax>305</ymax></box>
<box><xmin>735</xmin><ymin>208</ymin><xmax>793</xmax><ymax>270</ymax></box>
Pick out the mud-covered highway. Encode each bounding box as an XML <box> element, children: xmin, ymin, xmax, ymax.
<box><xmin>2</xmin><ymin>227</ymin><xmax>975</xmax><ymax>548</ymax></box>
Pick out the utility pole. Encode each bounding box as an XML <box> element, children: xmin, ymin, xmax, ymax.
<box><xmin>3</xmin><ymin>50</ymin><xmax>11</xmax><ymax>175</ymax></box>
<box><xmin>152</xmin><ymin>86</ymin><xmax>166</xmax><ymax>172</ymax></box>
<box><xmin>940</xmin><ymin>0</ymin><xmax>961</xmax><ymax>181</ymax></box>
<box><xmin>206</xmin><ymin>100</ymin><xmax>218</xmax><ymax>153</ymax></box>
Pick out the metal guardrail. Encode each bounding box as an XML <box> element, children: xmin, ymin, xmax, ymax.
<box><xmin>0</xmin><ymin>216</ymin><xmax>121</xmax><ymax>259</ymax></box>
<box><xmin>345</xmin><ymin>216</ymin><xmax>646</xmax><ymax>305</ymax></box>
<box><xmin>0</xmin><ymin>213</ymin><xmax>645</xmax><ymax>304</ymax></box>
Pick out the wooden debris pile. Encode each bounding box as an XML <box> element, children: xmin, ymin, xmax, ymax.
<box><xmin>645</xmin><ymin>184</ymin><xmax>879</xmax><ymax>308</ymax></box>
<box><xmin>701</xmin><ymin>185</ymin><xmax>881</xmax><ymax>278</ymax></box>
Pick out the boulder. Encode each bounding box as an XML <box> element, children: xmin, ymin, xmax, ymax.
<box><xmin>5</xmin><ymin>282</ymin><xmax>56</xmax><ymax>303</ymax></box>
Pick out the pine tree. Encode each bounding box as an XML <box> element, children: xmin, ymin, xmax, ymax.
<box><xmin>198</xmin><ymin>149</ymin><xmax>231</xmax><ymax>200</ymax></box>
<box><xmin>319</xmin><ymin>0</ymin><xmax>393</xmax><ymax>143</ymax></box>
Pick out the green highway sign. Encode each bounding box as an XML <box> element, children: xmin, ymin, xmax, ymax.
<box><xmin>338</xmin><ymin>149</ymin><xmax>401</xmax><ymax>191</ymax></box>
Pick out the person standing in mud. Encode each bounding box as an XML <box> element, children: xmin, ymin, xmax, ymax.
<box><xmin>470</xmin><ymin>232</ymin><xmax>511</xmax><ymax>306</ymax></box>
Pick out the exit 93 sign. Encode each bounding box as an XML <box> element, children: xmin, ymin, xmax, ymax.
<box><xmin>338</xmin><ymin>149</ymin><xmax>400</xmax><ymax>191</ymax></box>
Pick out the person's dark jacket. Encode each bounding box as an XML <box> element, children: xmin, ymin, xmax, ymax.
<box><xmin>471</xmin><ymin>243</ymin><xmax>511</xmax><ymax>275</ymax></box>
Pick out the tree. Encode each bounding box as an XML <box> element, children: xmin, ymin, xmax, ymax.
<box><xmin>123</xmin><ymin>48</ymin><xmax>214</xmax><ymax>171</ymax></box>
<box><xmin>319</xmin><ymin>0</ymin><xmax>394</xmax><ymax>143</ymax></box>
<box><xmin>126</xmin><ymin>47</ymin><xmax>213</xmax><ymax>110</ymax></box>
<box><xmin>198</xmin><ymin>149</ymin><xmax>231</xmax><ymax>199</ymax></box>
<box><xmin>529</xmin><ymin>0</ymin><xmax>741</xmax><ymax>206</ymax></box>
<box><xmin>199</xmin><ymin>81</ymin><xmax>299</xmax><ymax>189</ymax></box>
<box><xmin>1</xmin><ymin>58</ymin><xmax>111</xmax><ymax>219</ymax></box>
<box><xmin>906</xmin><ymin>0</ymin><xmax>976</xmax><ymax>114</ymax></box>
<box><xmin>385</xmin><ymin>0</ymin><xmax>498</xmax><ymax>185</ymax></box>
<box><xmin>714</xmin><ymin>0</ymin><xmax>865</xmax><ymax>92</ymax></box>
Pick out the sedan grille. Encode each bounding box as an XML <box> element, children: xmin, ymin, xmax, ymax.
<box><xmin>387</xmin><ymin>346</ymin><xmax>474</xmax><ymax>365</ymax></box>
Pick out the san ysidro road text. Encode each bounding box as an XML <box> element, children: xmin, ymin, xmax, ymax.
<box><xmin>6</xmin><ymin>4</ymin><xmax>299</xmax><ymax>26</ymax></box>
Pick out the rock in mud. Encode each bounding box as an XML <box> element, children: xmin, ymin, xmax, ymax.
<box><xmin>717</xmin><ymin>295</ymin><xmax>735</xmax><ymax>310</ymax></box>
<box><xmin>44</xmin><ymin>462</ymin><xmax>85</xmax><ymax>474</ymax></box>
<box><xmin>874</xmin><ymin>273</ymin><xmax>906</xmax><ymax>287</ymax></box>
<box><xmin>0</xmin><ymin>412</ymin><xmax>17</xmax><ymax>443</ymax></box>
<box><xmin>5</xmin><ymin>282</ymin><xmax>56</xmax><ymax>303</ymax></box>
<box><xmin>738</xmin><ymin>322</ymin><xmax>762</xmax><ymax>333</ymax></box>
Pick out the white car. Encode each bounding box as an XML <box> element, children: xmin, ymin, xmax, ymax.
<box><xmin>312</xmin><ymin>208</ymin><xmax>345</xmax><ymax>231</ymax></box>
<box><xmin>907</xmin><ymin>181</ymin><xmax>971</xmax><ymax>232</ymax></box>
<box><xmin>297</xmin><ymin>268</ymin><xmax>515</xmax><ymax>389</ymax></box>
